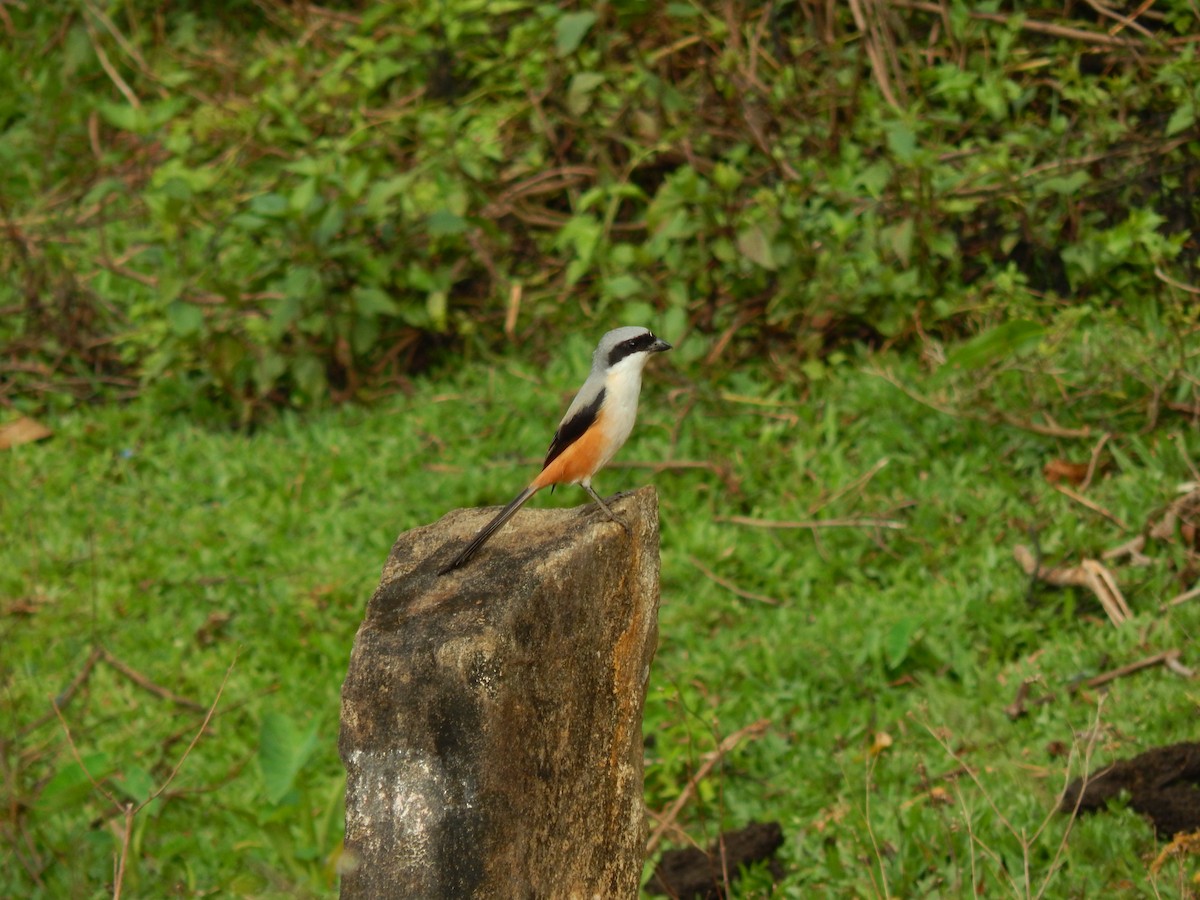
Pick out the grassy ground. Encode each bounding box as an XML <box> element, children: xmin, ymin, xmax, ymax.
<box><xmin>3</xmin><ymin>324</ymin><xmax>1199</xmax><ymax>897</ymax></box>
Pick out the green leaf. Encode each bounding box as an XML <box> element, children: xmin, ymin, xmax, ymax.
<box><xmin>40</xmin><ymin>752</ymin><xmax>112</xmax><ymax>813</ymax></box>
<box><xmin>944</xmin><ymin>320</ymin><xmax>1046</xmax><ymax>371</ymax></box>
<box><xmin>290</xmin><ymin>177</ymin><xmax>318</xmax><ymax>213</ymax></box>
<box><xmin>249</xmin><ymin>193</ymin><xmax>290</xmax><ymax>217</ymax></box>
<box><xmin>427</xmin><ymin>290</ymin><xmax>448</xmax><ymax>331</ymax></box>
<box><xmin>113</xmin><ymin>764</ymin><xmax>157</xmax><ymax>805</ymax></box>
<box><xmin>269</xmin><ymin>294</ymin><xmax>302</xmax><ymax>338</ymax></box>
<box><xmin>166</xmin><ymin>300</ymin><xmax>205</xmax><ymax>337</ymax></box>
<box><xmin>556</xmin><ymin>12</ymin><xmax>597</xmax><ymax>56</ymax></box>
<box><xmin>884</xmin><ymin>218</ymin><xmax>914</xmax><ymax>267</ymax></box>
<box><xmin>1041</xmin><ymin>170</ymin><xmax>1090</xmax><ymax>196</ymax></box>
<box><xmin>313</xmin><ymin>203</ymin><xmax>344</xmax><ymax>246</ymax></box>
<box><xmin>291</xmin><ymin>355</ymin><xmax>327</xmax><ymax>402</ymax></box>
<box><xmin>353</xmin><ymin>286</ymin><xmax>398</xmax><ymax>317</ymax></box>
<box><xmin>884</xmin><ymin>120</ymin><xmax>918</xmax><ymax>163</ymax></box>
<box><xmin>259</xmin><ymin>711</ymin><xmax>319</xmax><ymax>805</ymax></box>
<box><xmin>604</xmin><ymin>274</ymin><xmax>642</xmax><ymax>299</ymax></box>
<box><xmin>427</xmin><ymin>208</ymin><xmax>468</xmax><ymax>236</ymax></box>
<box><xmin>1166</xmin><ymin>101</ymin><xmax>1195</xmax><ymax>137</ymax></box>
<box><xmin>567</xmin><ymin>72</ymin><xmax>606</xmax><ymax>117</ymax></box>
<box><xmin>736</xmin><ymin>225</ymin><xmax>777</xmax><ymax>270</ymax></box>
<box><xmin>885</xmin><ymin>617</ymin><xmax>921</xmax><ymax>669</ymax></box>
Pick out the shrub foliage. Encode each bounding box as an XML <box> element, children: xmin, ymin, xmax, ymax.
<box><xmin>1</xmin><ymin>1</ymin><xmax>1198</xmax><ymax>416</ymax></box>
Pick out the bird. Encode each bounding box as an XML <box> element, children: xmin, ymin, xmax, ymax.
<box><xmin>438</xmin><ymin>326</ymin><xmax>672</xmax><ymax>574</ymax></box>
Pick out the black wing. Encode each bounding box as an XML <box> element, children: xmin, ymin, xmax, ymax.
<box><xmin>542</xmin><ymin>386</ymin><xmax>606</xmax><ymax>470</ymax></box>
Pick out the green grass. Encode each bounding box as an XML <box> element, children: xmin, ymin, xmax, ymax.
<box><xmin>3</xmin><ymin>329</ymin><xmax>1199</xmax><ymax>897</ymax></box>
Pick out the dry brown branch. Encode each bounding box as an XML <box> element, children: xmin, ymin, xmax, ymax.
<box><xmin>52</xmin><ymin>701</ymin><xmax>132</xmax><ymax>899</ymax></box>
<box><xmin>1163</xmin><ymin>585</ymin><xmax>1200</xmax><ymax>609</ymax></box>
<box><xmin>1072</xmin><ymin>649</ymin><xmax>1189</xmax><ymax>691</ymax></box>
<box><xmin>887</xmin><ymin>0</ymin><xmax>1147</xmax><ymax>47</ymax></box>
<box><xmin>83</xmin><ymin>0</ymin><xmax>151</xmax><ymax>76</ymax></box>
<box><xmin>810</xmin><ymin>457</ymin><xmax>892</xmax><ymax>516</ymax></box>
<box><xmin>1051</xmin><ymin>482</ymin><xmax>1130</xmax><ymax>531</ymax></box>
<box><xmin>1080</xmin><ymin>0</ymin><xmax>1155</xmax><ymax>39</ymax></box>
<box><xmin>1103</xmin><ymin>534</ymin><xmax>1151</xmax><ymax>565</ymax></box>
<box><xmin>999</xmin><ymin>413</ymin><xmax>1092</xmax><ymax>440</ymax></box>
<box><xmin>1013</xmin><ymin>545</ymin><xmax>1131</xmax><ymax>625</ymax></box>
<box><xmin>919</xmin><ymin>697</ymin><xmax>1107</xmax><ymax>899</ymax></box>
<box><xmin>613</xmin><ymin>458</ymin><xmax>742</xmax><ymax>495</ymax></box>
<box><xmin>717</xmin><ymin>514</ymin><xmax>906</xmax><ymax>530</ymax></box>
<box><xmin>1003</xmin><ymin>678</ymin><xmax>1054</xmax><ymax>720</ymax></box>
<box><xmin>849</xmin><ymin>0</ymin><xmax>903</xmax><ymax>109</ymax></box>
<box><xmin>687</xmin><ymin>555</ymin><xmax>781</xmax><ymax>606</ymax></box>
<box><xmin>646</xmin><ymin>718</ymin><xmax>771</xmax><ymax>855</ymax></box>
<box><xmin>871</xmin><ymin>367</ymin><xmax>1093</xmax><ymax>439</ymax></box>
<box><xmin>1110</xmin><ymin>0</ymin><xmax>1160</xmax><ymax>36</ymax></box>
<box><xmin>482</xmin><ymin>166</ymin><xmax>596</xmax><ymax>219</ymax></box>
<box><xmin>52</xmin><ymin>656</ymin><xmax>234</xmax><ymax>900</ymax></box>
<box><xmin>101</xmin><ymin>650</ymin><xmax>207</xmax><ymax>711</ymax></box>
<box><xmin>1155</xmin><ymin>266</ymin><xmax>1200</xmax><ymax>295</ymax></box>
<box><xmin>82</xmin><ymin>13</ymin><xmax>140</xmax><ymax>110</ymax></box>
<box><xmin>22</xmin><ymin>646</ymin><xmax>104</xmax><ymax>736</ymax></box>
<box><xmin>1080</xmin><ymin>432</ymin><xmax>1111</xmax><ymax>492</ymax></box>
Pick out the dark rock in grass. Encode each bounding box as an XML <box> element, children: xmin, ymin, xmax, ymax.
<box><xmin>646</xmin><ymin>820</ymin><xmax>785</xmax><ymax>899</ymax></box>
<box><xmin>339</xmin><ymin>487</ymin><xmax>662</xmax><ymax>899</ymax></box>
<box><xmin>1061</xmin><ymin>741</ymin><xmax>1200</xmax><ymax>839</ymax></box>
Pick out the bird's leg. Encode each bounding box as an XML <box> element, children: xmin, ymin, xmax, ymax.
<box><xmin>582</xmin><ymin>483</ymin><xmax>630</xmax><ymax>533</ymax></box>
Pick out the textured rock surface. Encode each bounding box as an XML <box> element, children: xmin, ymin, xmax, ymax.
<box><xmin>339</xmin><ymin>486</ymin><xmax>662</xmax><ymax>899</ymax></box>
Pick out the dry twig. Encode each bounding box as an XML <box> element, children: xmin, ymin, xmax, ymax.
<box><xmin>52</xmin><ymin>656</ymin><xmax>235</xmax><ymax>900</ymax></box>
<box><xmin>1071</xmin><ymin>649</ymin><xmax>1190</xmax><ymax>691</ymax></box>
<box><xmin>1163</xmin><ymin>585</ymin><xmax>1200</xmax><ymax>609</ymax></box>
<box><xmin>718</xmin><ymin>514</ymin><xmax>905</xmax><ymax>530</ymax></box>
<box><xmin>1013</xmin><ymin>546</ymin><xmax>1132</xmax><ymax>625</ymax></box>
<box><xmin>687</xmin><ymin>555</ymin><xmax>781</xmax><ymax>606</ymax></box>
<box><xmin>887</xmin><ymin>0</ymin><xmax>1149</xmax><ymax>47</ymax></box>
<box><xmin>1051</xmin><ymin>482</ymin><xmax>1130</xmax><ymax>531</ymax></box>
<box><xmin>646</xmin><ymin>719</ymin><xmax>770</xmax><ymax>855</ymax></box>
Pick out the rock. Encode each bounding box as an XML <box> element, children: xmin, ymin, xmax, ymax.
<box><xmin>339</xmin><ymin>486</ymin><xmax>662</xmax><ymax>899</ymax></box>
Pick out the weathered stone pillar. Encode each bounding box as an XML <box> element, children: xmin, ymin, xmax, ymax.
<box><xmin>339</xmin><ymin>486</ymin><xmax>662</xmax><ymax>899</ymax></box>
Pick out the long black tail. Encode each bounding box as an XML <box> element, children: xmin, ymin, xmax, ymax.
<box><xmin>438</xmin><ymin>486</ymin><xmax>538</xmax><ymax>574</ymax></box>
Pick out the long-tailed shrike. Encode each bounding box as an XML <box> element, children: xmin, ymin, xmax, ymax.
<box><xmin>438</xmin><ymin>326</ymin><xmax>671</xmax><ymax>574</ymax></box>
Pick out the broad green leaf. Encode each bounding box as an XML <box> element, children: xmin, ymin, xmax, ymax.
<box><xmin>249</xmin><ymin>193</ymin><xmax>290</xmax><ymax>217</ymax></box>
<box><xmin>1166</xmin><ymin>101</ymin><xmax>1195</xmax><ymax>137</ymax></box>
<box><xmin>291</xmin><ymin>355</ymin><xmax>327</xmax><ymax>402</ymax></box>
<box><xmin>884</xmin><ymin>120</ymin><xmax>918</xmax><ymax>163</ymax></box>
<box><xmin>40</xmin><ymin>752</ymin><xmax>112</xmax><ymax>813</ymax></box>
<box><xmin>884</xmin><ymin>218</ymin><xmax>914</xmax><ymax>267</ymax></box>
<box><xmin>166</xmin><ymin>300</ymin><xmax>204</xmax><ymax>337</ymax></box>
<box><xmin>567</xmin><ymin>72</ymin><xmax>606</xmax><ymax>116</ymax></box>
<box><xmin>113</xmin><ymin>764</ymin><xmax>156</xmax><ymax>805</ymax></box>
<box><xmin>353</xmin><ymin>286</ymin><xmax>399</xmax><ymax>317</ymax></box>
<box><xmin>736</xmin><ymin>225</ymin><xmax>777</xmax><ymax>270</ymax></box>
<box><xmin>259</xmin><ymin>711</ymin><xmax>319</xmax><ymax>805</ymax></box>
<box><xmin>885</xmin><ymin>617</ymin><xmax>921</xmax><ymax>669</ymax></box>
<box><xmin>269</xmin><ymin>294</ymin><xmax>302</xmax><ymax>337</ymax></box>
<box><xmin>1041</xmin><ymin>170</ymin><xmax>1090</xmax><ymax>196</ymax></box>
<box><xmin>556</xmin><ymin>12</ymin><xmax>596</xmax><ymax>56</ymax></box>
<box><xmin>944</xmin><ymin>320</ymin><xmax>1046</xmax><ymax>371</ymax></box>
<box><xmin>427</xmin><ymin>208</ymin><xmax>468</xmax><ymax>236</ymax></box>
<box><xmin>604</xmin><ymin>274</ymin><xmax>642</xmax><ymax>299</ymax></box>
<box><xmin>427</xmin><ymin>290</ymin><xmax>448</xmax><ymax>331</ymax></box>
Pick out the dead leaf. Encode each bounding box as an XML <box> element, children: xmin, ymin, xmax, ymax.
<box><xmin>870</xmin><ymin>731</ymin><xmax>894</xmax><ymax>756</ymax></box>
<box><xmin>1043</xmin><ymin>458</ymin><xmax>1089</xmax><ymax>485</ymax></box>
<box><xmin>0</xmin><ymin>416</ymin><xmax>52</xmax><ymax>450</ymax></box>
